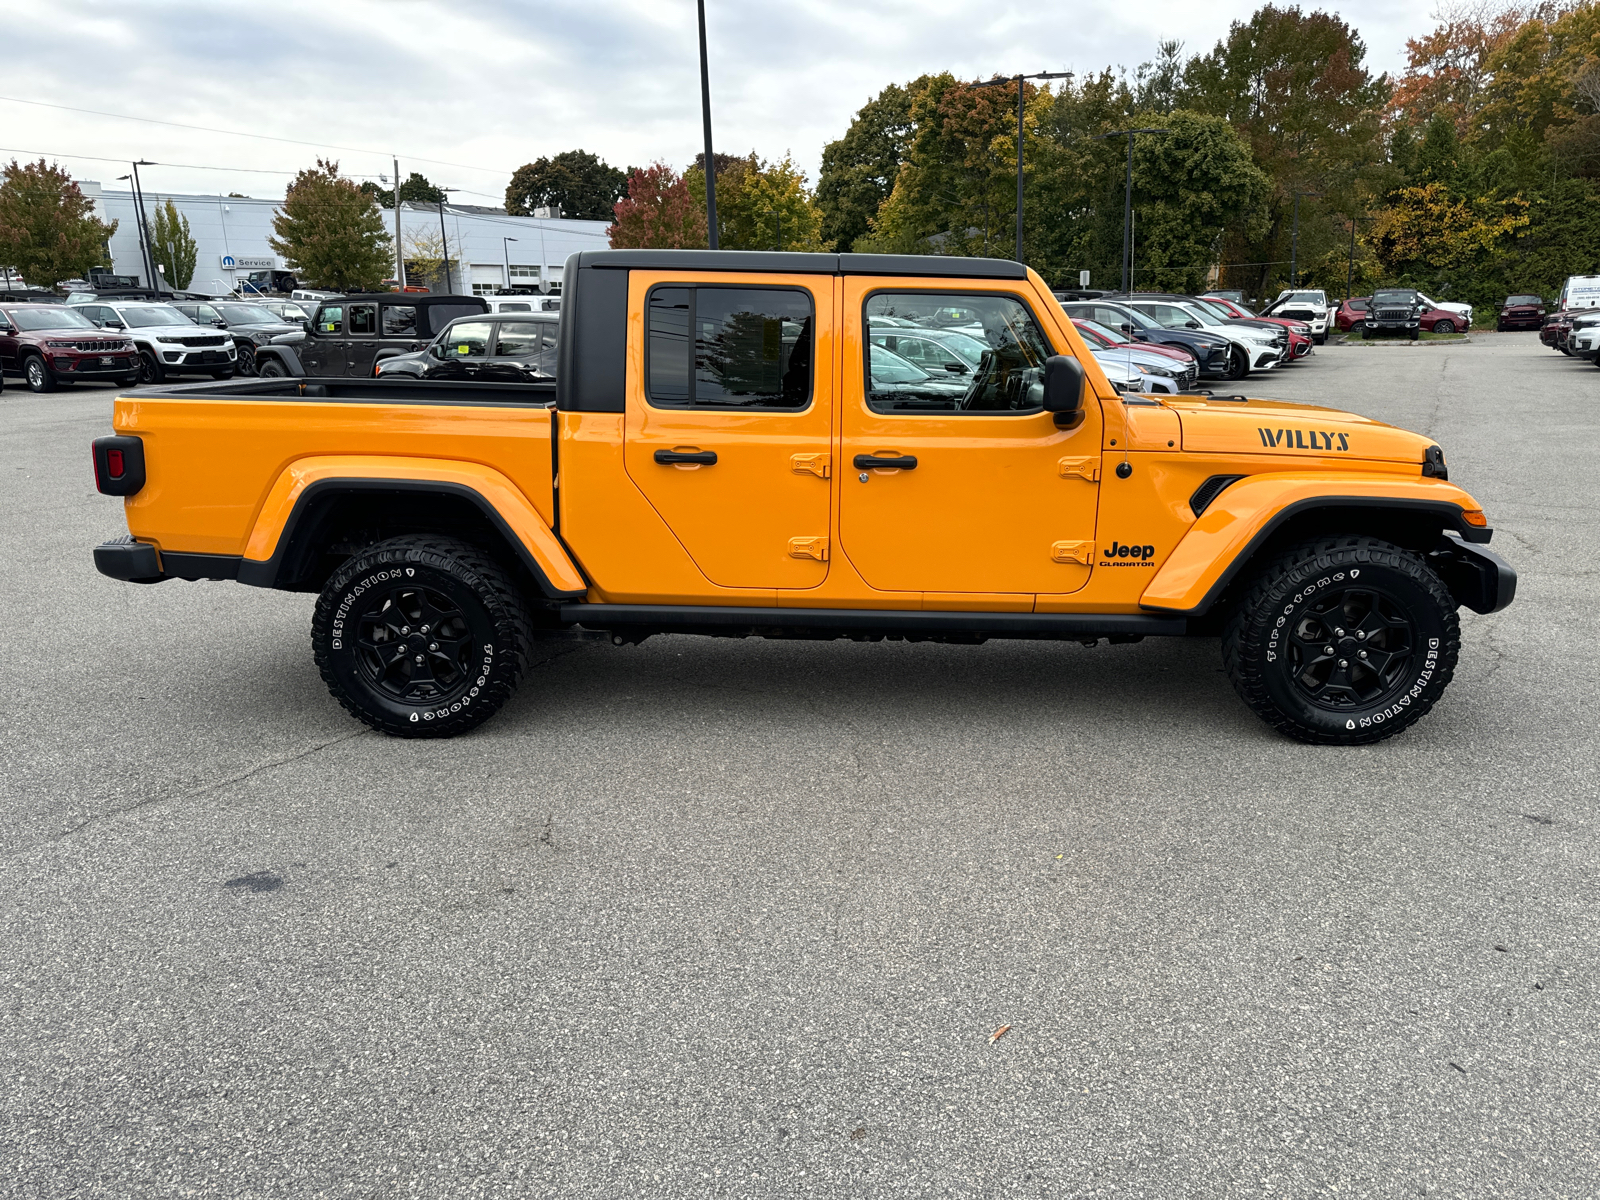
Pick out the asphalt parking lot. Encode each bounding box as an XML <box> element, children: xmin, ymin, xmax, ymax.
<box><xmin>2</xmin><ymin>334</ymin><xmax>1595</xmax><ymax>1198</ymax></box>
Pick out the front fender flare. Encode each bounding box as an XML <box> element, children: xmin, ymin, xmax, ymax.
<box><xmin>237</xmin><ymin>455</ymin><xmax>587</xmax><ymax>598</ymax></box>
<box><xmin>1139</xmin><ymin>472</ymin><xmax>1489</xmax><ymax>615</ymax></box>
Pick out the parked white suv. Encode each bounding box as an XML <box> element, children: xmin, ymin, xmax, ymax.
<box><xmin>1264</xmin><ymin>290</ymin><xmax>1330</xmax><ymax>344</ymax></box>
<box><xmin>1124</xmin><ymin>298</ymin><xmax>1284</xmax><ymax>378</ymax></box>
<box><xmin>69</xmin><ymin>299</ymin><xmax>237</xmax><ymax>384</ymax></box>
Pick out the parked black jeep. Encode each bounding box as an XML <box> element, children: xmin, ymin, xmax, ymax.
<box><xmin>1363</xmin><ymin>289</ymin><xmax>1424</xmax><ymax>340</ymax></box>
<box><xmin>297</xmin><ymin>294</ymin><xmax>489</xmax><ymax>378</ymax></box>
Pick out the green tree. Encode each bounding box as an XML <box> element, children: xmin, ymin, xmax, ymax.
<box><xmin>506</xmin><ymin>150</ymin><xmax>628</xmax><ymax>219</ymax></box>
<box><xmin>269</xmin><ymin>159</ymin><xmax>392</xmax><ymax>290</ymax></box>
<box><xmin>687</xmin><ymin>153</ymin><xmax>826</xmax><ymax>251</ymax></box>
<box><xmin>0</xmin><ymin>158</ymin><xmax>117</xmax><ymax>286</ymax></box>
<box><xmin>608</xmin><ymin>163</ymin><xmax>706</xmax><ymax>249</ymax></box>
<box><xmin>149</xmin><ymin>198</ymin><xmax>197</xmax><ymax>289</ymax></box>
<box><xmin>360</xmin><ymin>172</ymin><xmax>447</xmax><ymax>207</ymax></box>
<box><xmin>816</xmin><ymin>80</ymin><xmax>924</xmax><ymax>251</ymax></box>
<box><xmin>1183</xmin><ymin>5</ymin><xmax>1390</xmax><ymax>295</ymax></box>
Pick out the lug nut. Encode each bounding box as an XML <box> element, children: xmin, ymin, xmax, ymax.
<box><xmin>1324</xmin><ymin>645</ymin><xmax>1334</xmax><ymax>654</ymax></box>
<box><xmin>414</xmin><ymin>654</ymin><xmax>425</xmax><ymax>664</ymax></box>
<box><xmin>1338</xmin><ymin>658</ymin><xmax>1348</xmax><ymax>668</ymax></box>
<box><xmin>1357</xmin><ymin>630</ymin><xmax>1367</xmax><ymax>640</ymax></box>
<box><xmin>1335</xmin><ymin>627</ymin><xmax>1346</xmax><ymax>636</ymax></box>
<box><xmin>421</xmin><ymin>624</ymin><xmax>430</xmax><ymax>633</ymax></box>
<box><xmin>428</xmin><ymin>642</ymin><xmax>439</xmax><ymax>652</ymax></box>
<box><xmin>400</xmin><ymin>625</ymin><xmax>410</xmax><ymax>634</ymax></box>
<box><xmin>1358</xmin><ymin>650</ymin><xmax>1368</xmax><ymax>659</ymax></box>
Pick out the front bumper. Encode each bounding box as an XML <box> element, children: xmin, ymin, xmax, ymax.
<box><xmin>1368</xmin><ymin>320</ymin><xmax>1419</xmax><ymax>334</ymax></box>
<box><xmin>50</xmin><ymin>354</ymin><xmax>139</xmax><ymax>377</ymax></box>
<box><xmin>1430</xmin><ymin>532</ymin><xmax>1516</xmax><ymax>614</ymax></box>
<box><xmin>1249</xmin><ymin>344</ymin><xmax>1283</xmax><ymax>368</ymax></box>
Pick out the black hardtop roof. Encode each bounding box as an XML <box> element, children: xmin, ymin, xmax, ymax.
<box><xmin>571</xmin><ymin>249</ymin><xmax>1028</xmax><ymax>280</ymax></box>
<box><xmin>312</xmin><ymin>293</ymin><xmax>487</xmax><ymax>304</ymax></box>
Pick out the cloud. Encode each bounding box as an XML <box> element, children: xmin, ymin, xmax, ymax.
<box><xmin>7</xmin><ymin>0</ymin><xmax>1429</xmax><ymax>201</ymax></box>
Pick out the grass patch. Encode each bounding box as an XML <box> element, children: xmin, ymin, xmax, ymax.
<box><xmin>1340</xmin><ymin>330</ymin><xmax>1470</xmax><ymax>346</ymax></box>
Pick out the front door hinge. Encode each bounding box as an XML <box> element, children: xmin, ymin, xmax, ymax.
<box><xmin>791</xmin><ymin>453</ymin><xmax>831</xmax><ymax>479</ymax></box>
<box><xmin>788</xmin><ymin>536</ymin><xmax>830</xmax><ymax>561</ymax></box>
<box><xmin>1058</xmin><ymin>456</ymin><xmax>1100</xmax><ymax>482</ymax></box>
<box><xmin>1051</xmin><ymin>540</ymin><xmax>1093</xmax><ymax>565</ymax></box>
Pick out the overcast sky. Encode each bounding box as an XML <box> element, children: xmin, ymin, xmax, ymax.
<box><xmin>14</xmin><ymin>1</ymin><xmax>1433</xmax><ymax>205</ymax></box>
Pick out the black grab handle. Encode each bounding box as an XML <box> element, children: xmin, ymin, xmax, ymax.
<box><xmin>853</xmin><ymin>454</ymin><xmax>918</xmax><ymax>470</ymax></box>
<box><xmin>654</xmin><ymin>449</ymin><xmax>718</xmax><ymax>465</ymax></box>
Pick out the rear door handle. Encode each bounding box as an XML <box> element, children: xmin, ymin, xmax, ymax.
<box><xmin>853</xmin><ymin>454</ymin><xmax>917</xmax><ymax>470</ymax></box>
<box><xmin>654</xmin><ymin>449</ymin><xmax>718</xmax><ymax>465</ymax></box>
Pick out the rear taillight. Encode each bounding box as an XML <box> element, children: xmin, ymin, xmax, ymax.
<box><xmin>92</xmin><ymin>436</ymin><xmax>145</xmax><ymax>496</ymax></box>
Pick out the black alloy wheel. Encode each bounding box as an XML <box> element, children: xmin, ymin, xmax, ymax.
<box><xmin>23</xmin><ymin>357</ymin><xmax>56</xmax><ymax>392</ymax></box>
<box><xmin>236</xmin><ymin>342</ymin><xmax>257</xmax><ymax>375</ymax></box>
<box><xmin>257</xmin><ymin>356</ymin><xmax>288</xmax><ymax>378</ymax></box>
<box><xmin>1224</xmin><ymin>536</ymin><xmax>1459</xmax><ymax>745</ymax></box>
<box><xmin>137</xmin><ymin>350</ymin><xmax>165</xmax><ymax>385</ymax></box>
<box><xmin>1349</xmin><ymin>319</ymin><xmax>1366</xmax><ymax>334</ymax></box>
<box><xmin>313</xmin><ymin>536</ymin><xmax>535</xmax><ymax>737</ymax></box>
<box><xmin>1225</xmin><ymin>345</ymin><xmax>1250</xmax><ymax>380</ymax></box>
<box><xmin>1432</xmin><ymin>319</ymin><xmax>1456</xmax><ymax>333</ymax></box>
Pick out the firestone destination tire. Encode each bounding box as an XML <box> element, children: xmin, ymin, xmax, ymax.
<box><xmin>312</xmin><ymin>536</ymin><xmax>535</xmax><ymax>738</ymax></box>
<box><xmin>1223</xmin><ymin>537</ymin><xmax>1460</xmax><ymax>745</ymax></box>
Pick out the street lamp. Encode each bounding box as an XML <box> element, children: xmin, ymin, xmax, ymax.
<box><xmin>117</xmin><ymin>161</ymin><xmax>158</xmax><ymax>292</ymax></box>
<box><xmin>1094</xmin><ymin>129</ymin><xmax>1169</xmax><ymax>294</ymax></box>
<box><xmin>973</xmin><ymin>70</ymin><xmax>1072</xmax><ymax>263</ymax></box>
<box><xmin>1290</xmin><ymin>190</ymin><xmax>1323</xmax><ymax>287</ymax></box>
<box><xmin>697</xmin><ymin>0</ymin><xmax>719</xmax><ymax>250</ymax></box>
<box><xmin>437</xmin><ymin>188</ymin><xmax>458</xmax><ymax>293</ymax></box>
<box><xmin>502</xmin><ymin>236</ymin><xmax>517</xmax><ymax>293</ymax></box>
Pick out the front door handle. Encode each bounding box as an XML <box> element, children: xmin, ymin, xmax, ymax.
<box><xmin>853</xmin><ymin>454</ymin><xmax>917</xmax><ymax>470</ymax></box>
<box><xmin>654</xmin><ymin>449</ymin><xmax>718</xmax><ymax>465</ymax></box>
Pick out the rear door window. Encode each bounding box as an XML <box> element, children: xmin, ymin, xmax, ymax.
<box><xmin>645</xmin><ymin>285</ymin><xmax>813</xmax><ymax>410</ymax></box>
<box><xmin>348</xmin><ymin>304</ymin><xmax>377</xmax><ymax>335</ymax></box>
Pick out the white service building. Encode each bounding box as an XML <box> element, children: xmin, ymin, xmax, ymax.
<box><xmin>80</xmin><ymin>182</ymin><xmax>611</xmax><ymax>297</ymax></box>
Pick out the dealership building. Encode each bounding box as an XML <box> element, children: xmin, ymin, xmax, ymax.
<box><xmin>80</xmin><ymin>182</ymin><xmax>610</xmax><ymax>297</ymax></box>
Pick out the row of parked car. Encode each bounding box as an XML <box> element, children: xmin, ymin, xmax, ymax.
<box><xmin>0</xmin><ymin>287</ymin><xmax>565</xmax><ymax>392</ymax></box>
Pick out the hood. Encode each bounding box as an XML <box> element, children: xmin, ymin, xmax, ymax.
<box><xmin>1163</xmin><ymin>395</ymin><xmax>1436</xmax><ymax>466</ymax></box>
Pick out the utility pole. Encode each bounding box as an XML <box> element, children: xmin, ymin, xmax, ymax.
<box><xmin>437</xmin><ymin>188</ymin><xmax>458</xmax><ymax>292</ymax></box>
<box><xmin>1095</xmin><ymin>129</ymin><xmax>1169</xmax><ymax>293</ymax></box>
<box><xmin>1291</xmin><ymin>190</ymin><xmax>1322</xmax><ymax>287</ymax></box>
<box><xmin>1345</xmin><ymin>214</ymin><xmax>1370</xmax><ymax>301</ymax></box>
<box><xmin>503</xmin><ymin>236</ymin><xmax>517</xmax><ymax>292</ymax></box>
<box><xmin>697</xmin><ymin>0</ymin><xmax>718</xmax><ymax>249</ymax></box>
<box><xmin>973</xmin><ymin>70</ymin><xmax>1071</xmax><ymax>263</ymax></box>
<box><xmin>393</xmin><ymin>156</ymin><xmax>405</xmax><ymax>289</ymax></box>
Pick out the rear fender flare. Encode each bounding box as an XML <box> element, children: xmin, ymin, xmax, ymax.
<box><xmin>238</xmin><ymin>456</ymin><xmax>586</xmax><ymax>598</ymax></box>
<box><xmin>1139</xmin><ymin>473</ymin><xmax>1490</xmax><ymax>615</ymax></box>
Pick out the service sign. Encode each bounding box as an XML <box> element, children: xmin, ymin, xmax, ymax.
<box><xmin>221</xmin><ymin>255</ymin><xmax>276</xmax><ymax>270</ymax></box>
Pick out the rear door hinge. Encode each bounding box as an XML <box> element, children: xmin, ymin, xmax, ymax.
<box><xmin>791</xmin><ymin>453</ymin><xmax>831</xmax><ymax>479</ymax></box>
<box><xmin>1051</xmin><ymin>540</ymin><xmax>1093</xmax><ymax>565</ymax></box>
<box><xmin>1058</xmin><ymin>456</ymin><xmax>1100</xmax><ymax>482</ymax></box>
<box><xmin>788</xmin><ymin>536</ymin><xmax>830</xmax><ymax>561</ymax></box>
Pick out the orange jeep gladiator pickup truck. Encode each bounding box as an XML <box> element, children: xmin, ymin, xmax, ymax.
<box><xmin>91</xmin><ymin>250</ymin><xmax>1514</xmax><ymax>744</ymax></box>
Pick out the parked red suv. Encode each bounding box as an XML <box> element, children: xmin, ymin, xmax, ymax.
<box><xmin>0</xmin><ymin>304</ymin><xmax>139</xmax><ymax>391</ymax></box>
<box><xmin>1496</xmin><ymin>294</ymin><xmax>1545</xmax><ymax>331</ymax></box>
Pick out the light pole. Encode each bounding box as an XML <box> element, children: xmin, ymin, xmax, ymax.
<box><xmin>436</xmin><ymin>188</ymin><xmax>458</xmax><ymax>293</ymax></box>
<box><xmin>121</xmin><ymin>160</ymin><xmax>158</xmax><ymax>292</ymax></box>
<box><xmin>697</xmin><ymin>0</ymin><xmax>718</xmax><ymax>249</ymax></box>
<box><xmin>973</xmin><ymin>70</ymin><xmax>1071</xmax><ymax>263</ymax></box>
<box><xmin>502</xmin><ymin>236</ymin><xmax>517</xmax><ymax>292</ymax></box>
<box><xmin>1095</xmin><ymin>129</ymin><xmax>1169</xmax><ymax>294</ymax></box>
<box><xmin>1344</xmin><ymin>214</ymin><xmax>1372</xmax><ymax>301</ymax></box>
<box><xmin>1290</xmin><ymin>190</ymin><xmax>1322</xmax><ymax>287</ymax></box>
<box><xmin>391</xmin><ymin>157</ymin><xmax>405</xmax><ymax>289</ymax></box>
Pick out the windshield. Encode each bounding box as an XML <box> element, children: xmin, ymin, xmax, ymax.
<box><xmin>119</xmin><ymin>306</ymin><xmax>193</xmax><ymax>327</ymax></box>
<box><xmin>1284</xmin><ymin>291</ymin><xmax>1325</xmax><ymax>304</ymax></box>
<box><xmin>1074</xmin><ymin>319</ymin><xmax>1121</xmax><ymax>346</ymax></box>
<box><xmin>1372</xmin><ymin>290</ymin><xmax>1415</xmax><ymax>305</ymax></box>
<box><xmin>6</xmin><ymin>307</ymin><xmax>97</xmax><ymax>331</ymax></box>
<box><xmin>217</xmin><ymin>304</ymin><xmax>279</xmax><ymax>324</ymax></box>
<box><xmin>1182</xmin><ymin>297</ymin><xmax>1231</xmax><ymax>321</ymax></box>
<box><xmin>1507</xmin><ymin>295</ymin><xmax>1542</xmax><ymax>305</ymax></box>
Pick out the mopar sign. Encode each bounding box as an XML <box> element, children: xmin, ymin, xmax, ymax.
<box><xmin>221</xmin><ymin>255</ymin><xmax>275</xmax><ymax>270</ymax></box>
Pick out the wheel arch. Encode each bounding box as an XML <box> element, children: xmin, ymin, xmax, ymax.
<box><xmin>237</xmin><ymin>460</ymin><xmax>585</xmax><ymax>600</ymax></box>
<box><xmin>1141</xmin><ymin>478</ymin><xmax>1493</xmax><ymax>622</ymax></box>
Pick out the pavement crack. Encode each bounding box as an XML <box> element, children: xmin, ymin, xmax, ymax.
<box><xmin>43</xmin><ymin>730</ymin><xmax>369</xmax><ymax>847</ymax></box>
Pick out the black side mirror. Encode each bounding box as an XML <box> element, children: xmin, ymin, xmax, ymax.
<box><xmin>942</xmin><ymin>362</ymin><xmax>968</xmax><ymax>374</ymax></box>
<box><xmin>1186</xmin><ymin>320</ymin><xmax>1202</xmax><ymax>329</ymax></box>
<box><xmin>1119</xmin><ymin>322</ymin><xmax>1134</xmax><ymax>334</ymax></box>
<box><xmin>1043</xmin><ymin>355</ymin><xmax>1085</xmax><ymax>426</ymax></box>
